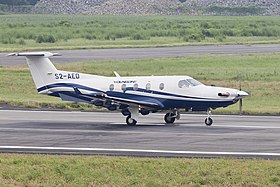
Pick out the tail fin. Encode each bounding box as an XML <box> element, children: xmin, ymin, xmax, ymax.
<box><xmin>8</xmin><ymin>52</ymin><xmax>59</xmax><ymax>90</ymax></box>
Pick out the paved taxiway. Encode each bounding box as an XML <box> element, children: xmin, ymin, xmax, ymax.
<box><xmin>0</xmin><ymin>110</ymin><xmax>279</xmax><ymax>158</ymax></box>
<box><xmin>1</xmin><ymin>44</ymin><xmax>280</xmax><ymax>65</ymax></box>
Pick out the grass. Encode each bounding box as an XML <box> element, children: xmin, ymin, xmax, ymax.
<box><xmin>1</xmin><ymin>53</ymin><xmax>280</xmax><ymax>114</ymax></box>
<box><xmin>0</xmin><ymin>154</ymin><xmax>279</xmax><ymax>186</ymax></box>
<box><xmin>0</xmin><ymin>15</ymin><xmax>280</xmax><ymax>51</ymax></box>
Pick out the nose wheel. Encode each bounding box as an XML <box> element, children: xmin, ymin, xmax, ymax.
<box><xmin>205</xmin><ymin>117</ymin><xmax>213</xmax><ymax>126</ymax></box>
<box><xmin>205</xmin><ymin>108</ymin><xmax>213</xmax><ymax>126</ymax></box>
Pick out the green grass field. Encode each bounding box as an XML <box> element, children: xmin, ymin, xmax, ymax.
<box><xmin>0</xmin><ymin>154</ymin><xmax>279</xmax><ymax>186</ymax></box>
<box><xmin>1</xmin><ymin>53</ymin><xmax>280</xmax><ymax>114</ymax></box>
<box><xmin>0</xmin><ymin>15</ymin><xmax>279</xmax><ymax>51</ymax></box>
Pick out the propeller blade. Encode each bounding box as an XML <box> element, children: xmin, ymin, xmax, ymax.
<box><xmin>239</xmin><ymin>98</ymin><xmax>243</xmax><ymax>115</ymax></box>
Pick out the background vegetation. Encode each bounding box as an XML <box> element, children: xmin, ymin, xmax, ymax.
<box><xmin>205</xmin><ymin>6</ymin><xmax>264</xmax><ymax>15</ymax></box>
<box><xmin>0</xmin><ymin>15</ymin><xmax>279</xmax><ymax>51</ymax></box>
<box><xmin>0</xmin><ymin>154</ymin><xmax>280</xmax><ymax>186</ymax></box>
<box><xmin>1</xmin><ymin>53</ymin><xmax>280</xmax><ymax>114</ymax></box>
<box><xmin>0</xmin><ymin>0</ymin><xmax>38</xmax><ymax>13</ymax></box>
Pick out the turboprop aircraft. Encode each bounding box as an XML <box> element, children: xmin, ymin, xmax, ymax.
<box><xmin>9</xmin><ymin>52</ymin><xmax>249</xmax><ymax>126</ymax></box>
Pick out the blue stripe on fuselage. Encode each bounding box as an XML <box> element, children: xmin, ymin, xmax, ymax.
<box><xmin>37</xmin><ymin>83</ymin><xmax>104</xmax><ymax>93</ymax></box>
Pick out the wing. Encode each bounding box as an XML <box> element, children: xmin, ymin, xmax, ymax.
<box><xmin>73</xmin><ymin>87</ymin><xmax>163</xmax><ymax>109</ymax></box>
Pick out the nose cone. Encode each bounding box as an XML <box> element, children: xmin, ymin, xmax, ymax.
<box><xmin>237</xmin><ymin>90</ymin><xmax>249</xmax><ymax>98</ymax></box>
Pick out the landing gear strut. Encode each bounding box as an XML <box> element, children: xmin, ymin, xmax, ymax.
<box><xmin>205</xmin><ymin>108</ymin><xmax>213</xmax><ymax>126</ymax></box>
<box><xmin>126</xmin><ymin>115</ymin><xmax>137</xmax><ymax>126</ymax></box>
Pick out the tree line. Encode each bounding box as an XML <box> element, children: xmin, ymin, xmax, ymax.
<box><xmin>0</xmin><ymin>0</ymin><xmax>39</xmax><ymax>7</ymax></box>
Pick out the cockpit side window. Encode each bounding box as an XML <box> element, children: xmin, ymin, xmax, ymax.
<box><xmin>178</xmin><ymin>80</ymin><xmax>190</xmax><ymax>88</ymax></box>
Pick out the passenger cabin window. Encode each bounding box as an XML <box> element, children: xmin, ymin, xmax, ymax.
<box><xmin>121</xmin><ymin>84</ymin><xmax>126</xmax><ymax>91</ymax></box>
<box><xmin>159</xmin><ymin>83</ymin><xmax>164</xmax><ymax>90</ymax></box>
<box><xmin>109</xmin><ymin>84</ymin><xmax>114</xmax><ymax>91</ymax></box>
<box><xmin>133</xmin><ymin>83</ymin><xmax>138</xmax><ymax>91</ymax></box>
<box><xmin>146</xmin><ymin>83</ymin><xmax>151</xmax><ymax>90</ymax></box>
<box><xmin>178</xmin><ymin>80</ymin><xmax>190</xmax><ymax>88</ymax></box>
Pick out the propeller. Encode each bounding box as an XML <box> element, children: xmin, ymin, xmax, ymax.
<box><xmin>237</xmin><ymin>74</ymin><xmax>250</xmax><ymax>115</ymax></box>
<box><xmin>239</xmin><ymin>80</ymin><xmax>243</xmax><ymax>115</ymax></box>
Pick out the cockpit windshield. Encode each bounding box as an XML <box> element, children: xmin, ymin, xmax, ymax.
<box><xmin>178</xmin><ymin>79</ymin><xmax>202</xmax><ymax>88</ymax></box>
<box><xmin>187</xmin><ymin>79</ymin><xmax>202</xmax><ymax>86</ymax></box>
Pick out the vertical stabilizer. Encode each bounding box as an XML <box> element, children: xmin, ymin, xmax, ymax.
<box><xmin>8</xmin><ymin>52</ymin><xmax>59</xmax><ymax>89</ymax></box>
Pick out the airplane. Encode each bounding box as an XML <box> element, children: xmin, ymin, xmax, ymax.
<box><xmin>9</xmin><ymin>52</ymin><xmax>249</xmax><ymax>126</ymax></box>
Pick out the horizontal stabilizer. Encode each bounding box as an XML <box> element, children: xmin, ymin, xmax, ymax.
<box><xmin>7</xmin><ymin>52</ymin><xmax>60</xmax><ymax>58</ymax></box>
<box><xmin>73</xmin><ymin>87</ymin><xmax>105</xmax><ymax>98</ymax></box>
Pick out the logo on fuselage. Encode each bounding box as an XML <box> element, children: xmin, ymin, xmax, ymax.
<box><xmin>114</xmin><ymin>80</ymin><xmax>137</xmax><ymax>84</ymax></box>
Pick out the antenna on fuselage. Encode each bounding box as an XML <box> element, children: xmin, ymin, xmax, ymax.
<box><xmin>113</xmin><ymin>71</ymin><xmax>121</xmax><ymax>77</ymax></box>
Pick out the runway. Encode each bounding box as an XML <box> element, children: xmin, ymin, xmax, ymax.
<box><xmin>1</xmin><ymin>44</ymin><xmax>280</xmax><ymax>65</ymax></box>
<box><xmin>0</xmin><ymin>110</ymin><xmax>279</xmax><ymax>159</ymax></box>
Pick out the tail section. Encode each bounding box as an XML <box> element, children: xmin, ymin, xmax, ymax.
<box><xmin>8</xmin><ymin>52</ymin><xmax>59</xmax><ymax>91</ymax></box>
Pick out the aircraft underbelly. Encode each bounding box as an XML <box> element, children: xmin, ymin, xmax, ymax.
<box><xmin>107</xmin><ymin>91</ymin><xmax>234</xmax><ymax>110</ymax></box>
<box><xmin>161</xmin><ymin>99</ymin><xmax>234</xmax><ymax>111</ymax></box>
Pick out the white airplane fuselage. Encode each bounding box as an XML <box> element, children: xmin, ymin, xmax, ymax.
<box><xmin>39</xmin><ymin>73</ymin><xmax>242</xmax><ymax>111</ymax></box>
<box><xmin>10</xmin><ymin>52</ymin><xmax>249</xmax><ymax>126</ymax></box>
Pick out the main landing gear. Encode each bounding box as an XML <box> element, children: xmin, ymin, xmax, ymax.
<box><xmin>205</xmin><ymin>108</ymin><xmax>213</xmax><ymax>126</ymax></box>
<box><xmin>122</xmin><ymin>107</ymin><xmax>139</xmax><ymax>126</ymax></box>
<box><xmin>164</xmin><ymin>110</ymin><xmax>180</xmax><ymax>124</ymax></box>
<box><xmin>126</xmin><ymin>115</ymin><xmax>137</xmax><ymax>126</ymax></box>
<box><xmin>164</xmin><ymin>113</ymin><xmax>176</xmax><ymax>124</ymax></box>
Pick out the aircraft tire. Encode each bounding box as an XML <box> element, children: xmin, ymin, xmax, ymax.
<box><xmin>126</xmin><ymin>116</ymin><xmax>137</xmax><ymax>126</ymax></box>
<box><xmin>205</xmin><ymin>117</ymin><xmax>213</xmax><ymax>126</ymax></box>
<box><xmin>164</xmin><ymin>113</ymin><xmax>176</xmax><ymax>124</ymax></box>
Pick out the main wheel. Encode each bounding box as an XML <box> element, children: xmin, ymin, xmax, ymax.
<box><xmin>126</xmin><ymin>116</ymin><xmax>137</xmax><ymax>126</ymax></box>
<box><xmin>164</xmin><ymin>113</ymin><xmax>176</xmax><ymax>124</ymax></box>
<box><xmin>205</xmin><ymin>117</ymin><xmax>213</xmax><ymax>126</ymax></box>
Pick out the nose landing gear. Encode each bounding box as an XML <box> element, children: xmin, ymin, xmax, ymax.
<box><xmin>205</xmin><ymin>108</ymin><xmax>213</xmax><ymax>126</ymax></box>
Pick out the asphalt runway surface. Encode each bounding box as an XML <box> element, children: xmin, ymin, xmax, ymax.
<box><xmin>0</xmin><ymin>110</ymin><xmax>279</xmax><ymax>159</ymax></box>
<box><xmin>1</xmin><ymin>44</ymin><xmax>280</xmax><ymax>65</ymax></box>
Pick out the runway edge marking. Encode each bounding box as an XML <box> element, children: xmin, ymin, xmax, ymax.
<box><xmin>0</xmin><ymin>146</ymin><xmax>280</xmax><ymax>156</ymax></box>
